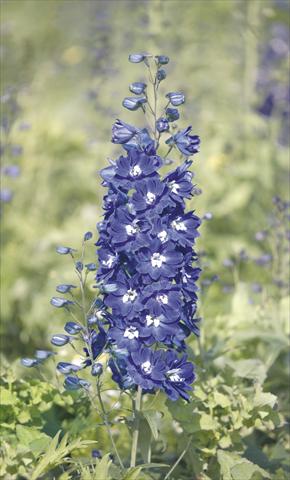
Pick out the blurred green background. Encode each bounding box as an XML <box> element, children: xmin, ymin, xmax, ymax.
<box><xmin>1</xmin><ymin>0</ymin><xmax>290</xmax><ymax>478</ymax></box>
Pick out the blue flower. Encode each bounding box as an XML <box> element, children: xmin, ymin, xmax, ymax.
<box><xmin>109</xmin><ymin>322</ymin><xmax>142</xmax><ymax>351</ymax></box>
<box><xmin>136</xmin><ymin>239</ymin><xmax>183</xmax><ymax>281</ymax></box>
<box><xmin>132</xmin><ymin>178</ymin><xmax>172</xmax><ymax>217</ymax></box>
<box><xmin>127</xmin><ymin>347</ymin><xmax>166</xmax><ymax>390</ymax></box>
<box><xmin>112</xmin><ymin>119</ymin><xmax>138</xmax><ymax>144</ymax></box>
<box><xmin>104</xmin><ymin>273</ymin><xmax>143</xmax><ymax>319</ymax></box>
<box><xmin>56</xmin><ymin>284</ymin><xmax>77</xmax><ymax>294</ymax></box>
<box><xmin>108</xmin><ymin>207</ymin><xmax>150</xmax><ymax>252</ymax></box>
<box><xmin>167</xmin><ymin>126</ymin><xmax>200</xmax><ymax>157</ymax></box>
<box><xmin>163</xmin><ymin>351</ymin><xmax>195</xmax><ymax>401</ymax></box>
<box><xmin>143</xmin><ymin>280</ymin><xmax>181</xmax><ymax>321</ymax></box>
<box><xmin>166</xmin><ymin>92</ymin><xmax>185</xmax><ymax>106</ymax></box>
<box><xmin>139</xmin><ymin>308</ymin><xmax>179</xmax><ymax>343</ymax></box>
<box><xmin>164</xmin><ymin>160</ymin><xmax>194</xmax><ymax>204</ymax></box>
<box><xmin>112</xmin><ymin>147</ymin><xmax>161</xmax><ymax>189</ymax></box>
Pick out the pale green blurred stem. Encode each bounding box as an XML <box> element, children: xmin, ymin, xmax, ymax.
<box><xmin>164</xmin><ymin>435</ymin><xmax>192</xmax><ymax>480</ymax></box>
<box><xmin>96</xmin><ymin>379</ymin><xmax>125</xmax><ymax>470</ymax></box>
<box><xmin>130</xmin><ymin>385</ymin><xmax>143</xmax><ymax>467</ymax></box>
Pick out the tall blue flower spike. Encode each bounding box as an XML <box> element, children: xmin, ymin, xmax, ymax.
<box><xmin>22</xmin><ymin>53</ymin><xmax>201</xmax><ymax>403</ymax></box>
<box><xmin>97</xmin><ymin>53</ymin><xmax>201</xmax><ymax>400</ymax></box>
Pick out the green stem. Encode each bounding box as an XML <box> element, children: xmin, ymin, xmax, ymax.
<box><xmin>130</xmin><ymin>385</ymin><xmax>142</xmax><ymax>467</ymax></box>
<box><xmin>96</xmin><ymin>379</ymin><xmax>125</xmax><ymax>470</ymax></box>
<box><xmin>164</xmin><ymin>435</ymin><xmax>192</xmax><ymax>480</ymax></box>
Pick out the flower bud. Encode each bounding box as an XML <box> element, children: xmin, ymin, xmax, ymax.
<box><xmin>157</xmin><ymin>69</ymin><xmax>166</xmax><ymax>82</ymax></box>
<box><xmin>35</xmin><ymin>350</ymin><xmax>55</xmax><ymax>360</ymax></box>
<box><xmin>64</xmin><ymin>321</ymin><xmax>82</xmax><ymax>335</ymax></box>
<box><xmin>21</xmin><ymin>358</ymin><xmax>38</xmax><ymax>367</ymax></box>
<box><xmin>166</xmin><ymin>107</ymin><xmax>179</xmax><ymax>122</ymax></box>
<box><xmin>91</xmin><ymin>362</ymin><xmax>103</xmax><ymax>376</ymax></box>
<box><xmin>129</xmin><ymin>82</ymin><xmax>147</xmax><ymax>95</ymax></box>
<box><xmin>128</xmin><ymin>53</ymin><xmax>145</xmax><ymax>63</ymax></box>
<box><xmin>155</xmin><ymin>55</ymin><xmax>169</xmax><ymax>65</ymax></box>
<box><xmin>50</xmin><ymin>297</ymin><xmax>74</xmax><ymax>308</ymax></box>
<box><xmin>84</xmin><ymin>231</ymin><xmax>93</xmax><ymax>241</ymax></box>
<box><xmin>56</xmin><ymin>246</ymin><xmax>76</xmax><ymax>255</ymax></box>
<box><xmin>92</xmin><ymin>449</ymin><xmax>102</xmax><ymax>459</ymax></box>
<box><xmin>122</xmin><ymin>96</ymin><xmax>147</xmax><ymax>111</ymax></box>
<box><xmin>51</xmin><ymin>334</ymin><xmax>70</xmax><ymax>346</ymax></box>
<box><xmin>57</xmin><ymin>362</ymin><xmax>81</xmax><ymax>374</ymax></box>
<box><xmin>85</xmin><ymin>262</ymin><xmax>97</xmax><ymax>271</ymax></box>
<box><xmin>64</xmin><ymin>376</ymin><xmax>81</xmax><ymax>390</ymax></box>
<box><xmin>56</xmin><ymin>284</ymin><xmax>76</xmax><ymax>294</ymax></box>
<box><xmin>166</xmin><ymin>92</ymin><xmax>185</xmax><ymax>106</ymax></box>
<box><xmin>156</xmin><ymin>117</ymin><xmax>169</xmax><ymax>133</ymax></box>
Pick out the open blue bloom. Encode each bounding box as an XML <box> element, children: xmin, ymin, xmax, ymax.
<box><xmin>168</xmin><ymin>211</ymin><xmax>200</xmax><ymax>247</ymax></box>
<box><xmin>112</xmin><ymin>148</ymin><xmax>161</xmax><ymax>189</ymax></box>
<box><xmin>143</xmin><ymin>280</ymin><xmax>181</xmax><ymax>321</ymax></box>
<box><xmin>104</xmin><ymin>273</ymin><xmax>143</xmax><ymax>319</ymax></box>
<box><xmin>136</xmin><ymin>239</ymin><xmax>183</xmax><ymax>280</ymax></box>
<box><xmin>163</xmin><ymin>351</ymin><xmax>195</xmax><ymax>401</ymax></box>
<box><xmin>127</xmin><ymin>347</ymin><xmax>166</xmax><ymax>390</ymax></box>
<box><xmin>109</xmin><ymin>321</ymin><xmax>142</xmax><ymax>351</ymax></box>
<box><xmin>132</xmin><ymin>178</ymin><xmax>172</xmax><ymax>217</ymax></box>
<box><xmin>109</xmin><ymin>207</ymin><xmax>150</xmax><ymax>252</ymax></box>
<box><xmin>139</xmin><ymin>308</ymin><xmax>180</xmax><ymax>343</ymax></box>
<box><xmin>167</xmin><ymin>126</ymin><xmax>200</xmax><ymax>157</ymax></box>
<box><xmin>164</xmin><ymin>160</ymin><xmax>194</xmax><ymax>204</ymax></box>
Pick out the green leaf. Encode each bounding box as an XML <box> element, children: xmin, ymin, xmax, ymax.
<box><xmin>31</xmin><ymin>430</ymin><xmax>96</xmax><ymax>480</ymax></box>
<box><xmin>122</xmin><ymin>467</ymin><xmax>142</xmax><ymax>480</ymax></box>
<box><xmin>142</xmin><ymin>410</ymin><xmax>159</xmax><ymax>440</ymax></box>
<box><xmin>226</xmin><ymin>359</ymin><xmax>267</xmax><ymax>383</ymax></box>
<box><xmin>94</xmin><ymin>453</ymin><xmax>112</xmax><ymax>480</ymax></box>
<box><xmin>200</xmin><ymin>413</ymin><xmax>218</xmax><ymax>430</ymax></box>
<box><xmin>0</xmin><ymin>387</ymin><xmax>18</xmax><ymax>405</ymax></box>
<box><xmin>213</xmin><ymin>392</ymin><xmax>231</xmax><ymax>408</ymax></box>
<box><xmin>217</xmin><ymin>450</ymin><xmax>271</xmax><ymax>480</ymax></box>
<box><xmin>139</xmin><ymin>417</ymin><xmax>152</xmax><ymax>463</ymax></box>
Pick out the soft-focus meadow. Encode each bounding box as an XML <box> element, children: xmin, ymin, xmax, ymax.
<box><xmin>1</xmin><ymin>0</ymin><xmax>289</xmax><ymax>479</ymax></box>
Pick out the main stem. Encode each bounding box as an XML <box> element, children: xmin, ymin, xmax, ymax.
<box><xmin>130</xmin><ymin>385</ymin><xmax>143</xmax><ymax>467</ymax></box>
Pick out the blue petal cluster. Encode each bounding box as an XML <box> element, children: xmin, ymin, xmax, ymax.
<box><xmin>97</xmin><ymin>141</ymin><xmax>201</xmax><ymax>400</ymax></box>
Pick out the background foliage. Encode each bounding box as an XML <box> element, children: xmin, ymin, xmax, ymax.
<box><xmin>1</xmin><ymin>0</ymin><xmax>289</xmax><ymax>479</ymax></box>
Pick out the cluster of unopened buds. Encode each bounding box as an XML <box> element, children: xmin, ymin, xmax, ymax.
<box><xmin>22</xmin><ymin>52</ymin><xmax>202</xmax><ymax>403</ymax></box>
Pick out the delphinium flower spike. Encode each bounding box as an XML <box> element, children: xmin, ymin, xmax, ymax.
<box><xmin>22</xmin><ymin>53</ymin><xmax>202</xmax><ymax>472</ymax></box>
<box><xmin>98</xmin><ymin>53</ymin><xmax>201</xmax><ymax>403</ymax></box>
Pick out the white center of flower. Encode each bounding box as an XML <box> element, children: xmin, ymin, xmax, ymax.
<box><xmin>158</xmin><ymin>230</ymin><xmax>168</xmax><ymax>243</ymax></box>
<box><xmin>122</xmin><ymin>289</ymin><xmax>137</xmax><ymax>303</ymax></box>
<box><xmin>167</xmin><ymin>368</ymin><xmax>184</xmax><ymax>382</ymax></box>
<box><xmin>141</xmin><ymin>360</ymin><xmax>152</xmax><ymax>375</ymax></box>
<box><xmin>169</xmin><ymin>181</ymin><xmax>180</xmax><ymax>194</ymax></box>
<box><xmin>130</xmin><ymin>165</ymin><xmax>142</xmax><ymax>177</ymax></box>
<box><xmin>102</xmin><ymin>255</ymin><xmax>116</xmax><ymax>268</ymax></box>
<box><xmin>182</xmin><ymin>272</ymin><xmax>191</xmax><ymax>284</ymax></box>
<box><xmin>171</xmin><ymin>218</ymin><xmax>187</xmax><ymax>231</ymax></box>
<box><xmin>146</xmin><ymin>192</ymin><xmax>156</xmax><ymax>204</ymax></box>
<box><xmin>146</xmin><ymin>315</ymin><xmax>160</xmax><ymax>327</ymax></box>
<box><xmin>96</xmin><ymin>309</ymin><xmax>105</xmax><ymax>319</ymax></box>
<box><xmin>157</xmin><ymin>293</ymin><xmax>168</xmax><ymax>304</ymax></box>
<box><xmin>124</xmin><ymin>326</ymin><xmax>139</xmax><ymax>340</ymax></box>
<box><xmin>151</xmin><ymin>252</ymin><xmax>166</xmax><ymax>268</ymax></box>
<box><xmin>125</xmin><ymin>224</ymin><xmax>138</xmax><ymax>236</ymax></box>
